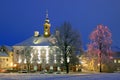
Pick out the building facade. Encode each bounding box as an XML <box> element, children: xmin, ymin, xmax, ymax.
<box><xmin>13</xmin><ymin>12</ymin><xmax>64</xmax><ymax>72</ymax></box>
<box><xmin>113</xmin><ymin>52</ymin><xmax>120</xmax><ymax>71</ymax></box>
<box><xmin>0</xmin><ymin>46</ymin><xmax>14</xmax><ymax>72</ymax></box>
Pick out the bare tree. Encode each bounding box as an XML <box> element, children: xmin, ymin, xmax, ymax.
<box><xmin>55</xmin><ymin>22</ymin><xmax>82</xmax><ymax>73</ymax></box>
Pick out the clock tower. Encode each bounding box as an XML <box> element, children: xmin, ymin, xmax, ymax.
<box><xmin>44</xmin><ymin>11</ymin><xmax>51</xmax><ymax>37</ymax></box>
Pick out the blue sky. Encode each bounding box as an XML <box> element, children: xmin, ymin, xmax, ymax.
<box><xmin>0</xmin><ymin>0</ymin><xmax>120</xmax><ymax>50</ymax></box>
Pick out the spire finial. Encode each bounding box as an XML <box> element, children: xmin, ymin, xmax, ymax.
<box><xmin>46</xmin><ymin>10</ymin><xmax>48</xmax><ymax>19</ymax></box>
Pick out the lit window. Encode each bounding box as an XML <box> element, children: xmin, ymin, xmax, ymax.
<box><xmin>118</xmin><ymin>60</ymin><xmax>120</xmax><ymax>63</ymax></box>
<box><xmin>24</xmin><ymin>59</ymin><xmax>26</xmax><ymax>63</ymax></box>
<box><xmin>18</xmin><ymin>58</ymin><xmax>22</xmax><ymax>63</ymax></box>
<box><xmin>37</xmin><ymin>60</ymin><xmax>41</xmax><ymax>64</ymax></box>
<box><xmin>114</xmin><ymin>59</ymin><xmax>117</xmax><ymax>63</ymax></box>
<box><xmin>46</xmin><ymin>56</ymin><xmax>49</xmax><ymax>64</ymax></box>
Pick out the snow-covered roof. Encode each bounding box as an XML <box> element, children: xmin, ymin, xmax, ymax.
<box><xmin>112</xmin><ymin>46</ymin><xmax>120</xmax><ymax>52</ymax></box>
<box><xmin>4</xmin><ymin>45</ymin><xmax>13</xmax><ymax>51</ymax></box>
<box><xmin>113</xmin><ymin>52</ymin><xmax>120</xmax><ymax>58</ymax></box>
<box><xmin>14</xmin><ymin>35</ymin><xmax>56</xmax><ymax>46</ymax></box>
<box><xmin>0</xmin><ymin>52</ymin><xmax>8</xmax><ymax>57</ymax></box>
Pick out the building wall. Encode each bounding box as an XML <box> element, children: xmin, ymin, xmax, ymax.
<box><xmin>113</xmin><ymin>58</ymin><xmax>120</xmax><ymax>71</ymax></box>
<box><xmin>0</xmin><ymin>51</ymin><xmax>13</xmax><ymax>70</ymax></box>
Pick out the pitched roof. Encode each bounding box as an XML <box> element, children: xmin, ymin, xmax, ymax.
<box><xmin>0</xmin><ymin>52</ymin><xmax>8</xmax><ymax>57</ymax></box>
<box><xmin>114</xmin><ymin>52</ymin><xmax>120</xmax><ymax>58</ymax></box>
<box><xmin>0</xmin><ymin>45</ymin><xmax>12</xmax><ymax>52</ymax></box>
<box><xmin>4</xmin><ymin>45</ymin><xmax>13</xmax><ymax>51</ymax></box>
<box><xmin>14</xmin><ymin>35</ymin><xmax>56</xmax><ymax>46</ymax></box>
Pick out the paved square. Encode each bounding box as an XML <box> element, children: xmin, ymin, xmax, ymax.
<box><xmin>0</xmin><ymin>73</ymin><xmax>120</xmax><ymax>80</ymax></box>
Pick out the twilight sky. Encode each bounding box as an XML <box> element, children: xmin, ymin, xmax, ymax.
<box><xmin>0</xmin><ymin>0</ymin><xmax>120</xmax><ymax>50</ymax></box>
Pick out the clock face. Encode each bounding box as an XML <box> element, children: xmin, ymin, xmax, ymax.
<box><xmin>45</xmin><ymin>26</ymin><xmax>48</xmax><ymax>29</ymax></box>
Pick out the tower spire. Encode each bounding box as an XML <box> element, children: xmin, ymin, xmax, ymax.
<box><xmin>44</xmin><ymin>10</ymin><xmax>51</xmax><ymax>37</ymax></box>
<box><xmin>46</xmin><ymin>10</ymin><xmax>48</xmax><ymax>19</ymax></box>
<box><xmin>45</xmin><ymin>10</ymin><xmax>50</xmax><ymax>23</ymax></box>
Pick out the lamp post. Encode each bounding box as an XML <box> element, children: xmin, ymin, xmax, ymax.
<box><xmin>67</xmin><ymin>56</ymin><xmax>70</xmax><ymax>73</ymax></box>
<box><xmin>13</xmin><ymin>64</ymin><xmax>17</xmax><ymax>70</ymax></box>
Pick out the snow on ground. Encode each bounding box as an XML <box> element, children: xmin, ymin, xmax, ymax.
<box><xmin>0</xmin><ymin>73</ymin><xmax>120</xmax><ymax>80</ymax></box>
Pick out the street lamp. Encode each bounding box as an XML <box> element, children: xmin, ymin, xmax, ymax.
<box><xmin>14</xmin><ymin>64</ymin><xmax>17</xmax><ymax>67</ymax></box>
<box><xmin>67</xmin><ymin>56</ymin><xmax>70</xmax><ymax>73</ymax></box>
<box><xmin>67</xmin><ymin>56</ymin><xmax>70</xmax><ymax>63</ymax></box>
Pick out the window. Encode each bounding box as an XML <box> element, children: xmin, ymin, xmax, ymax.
<box><xmin>45</xmin><ymin>26</ymin><xmax>48</xmax><ymax>29</ymax></box>
<box><xmin>118</xmin><ymin>60</ymin><xmax>120</xmax><ymax>63</ymax></box>
<box><xmin>6</xmin><ymin>58</ymin><xmax>8</xmax><ymax>61</ymax></box>
<box><xmin>114</xmin><ymin>59</ymin><xmax>117</xmax><ymax>63</ymax></box>
<box><xmin>41</xmin><ymin>50</ymin><xmax>46</xmax><ymax>58</ymax></box>
<box><xmin>11</xmin><ymin>54</ymin><xmax>13</xmax><ymax>56</ymax></box>
<box><xmin>16</xmin><ymin>50</ymin><xmax>19</xmax><ymax>54</ymax></box>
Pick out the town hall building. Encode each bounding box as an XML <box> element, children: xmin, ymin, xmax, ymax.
<box><xmin>13</xmin><ymin>12</ymin><xmax>63</xmax><ymax>72</ymax></box>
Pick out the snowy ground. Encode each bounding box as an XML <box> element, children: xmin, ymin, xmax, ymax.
<box><xmin>0</xmin><ymin>72</ymin><xmax>120</xmax><ymax>80</ymax></box>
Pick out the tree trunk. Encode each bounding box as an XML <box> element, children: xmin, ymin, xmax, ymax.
<box><xmin>65</xmin><ymin>51</ymin><xmax>69</xmax><ymax>73</ymax></box>
<box><xmin>27</xmin><ymin>63</ymin><xmax>30</xmax><ymax>73</ymax></box>
<box><xmin>66</xmin><ymin>63</ymin><xmax>69</xmax><ymax>73</ymax></box>
<box><xmin>99</xmin><ymin>53</ymin><xmax>102</xmax><ymax>72</ymax></box>
<box><xmin>99</xmin><ymin>43</ymin><xmax>102</xmax><ymax>72</ymax></box>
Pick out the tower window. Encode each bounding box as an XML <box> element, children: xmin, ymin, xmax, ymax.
<box><xmin>6</xmin><ymin>58</ymin><xmax>8</xmax><ymax>61</ymax></box>
<box><xmin>45</xmin><ymin>26</ymin><xmax>48</xmax><ymax>29</ymax></box>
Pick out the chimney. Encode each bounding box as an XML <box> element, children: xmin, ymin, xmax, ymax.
<box><xmin>34</xmin><ymin>31</ymin><xmax>40</xmax><ymax>37</ymax></box>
